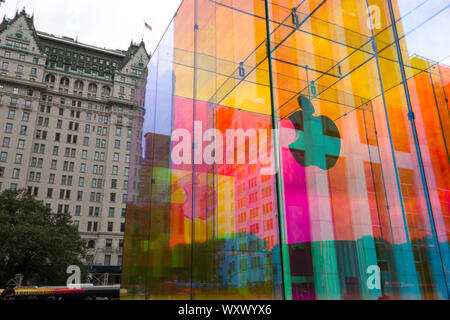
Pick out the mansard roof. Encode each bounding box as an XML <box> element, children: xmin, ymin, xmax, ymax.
<box><xmin>119</xmin><ymin>40</ymin><xmax>150</xmax><ymax>70</ymax></box>
<box><xmin>0</xmin><ymin>8</ymin><xmax>43</xmax><ymax>52</ymax></box>
<box><xmin>0</xmin><ymin>9</ymin><xmax>149</xmax><ymax>77</ymax></box>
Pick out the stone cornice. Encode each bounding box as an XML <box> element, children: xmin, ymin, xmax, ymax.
<box><xmin>0</xmin><ymin>74</ymin><xmax>46</xmax><ymax>89</ymax></box>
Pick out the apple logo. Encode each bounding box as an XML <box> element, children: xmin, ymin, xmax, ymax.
<box><xmin>287</xmin><ymin>95</ymin><xmax>341</xmax><ymax>170</ymax></box>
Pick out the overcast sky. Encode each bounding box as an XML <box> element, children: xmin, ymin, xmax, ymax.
<box><xmin>0</xmin><ymin>0</ymin><xmax>447</xmax><ymax>65</ymax></box>
<box><xmin>0</xmin><ymin>0</ymin><xmax>182</xmax><ymax>54</ymax></box>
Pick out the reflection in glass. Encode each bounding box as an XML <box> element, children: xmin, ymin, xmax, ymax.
<box><xmin>122</xmin><ymin>0</ymin><xmax>450</xmax><ymax>300</ymax></box>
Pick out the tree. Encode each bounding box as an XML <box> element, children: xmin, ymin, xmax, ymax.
<box><xmin>0</xmin><ymin>189</ymin><xmax>87</xmax><ymax>287</ymax></box>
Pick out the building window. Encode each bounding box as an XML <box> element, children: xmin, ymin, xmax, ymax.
<box><xmin>15</xmin><ymin>154</ymin><xmax>22</xmax><ymax>164</ymax></box>
<box><xmin>20</xmin><ymin>126</ymin><xmax>27</xmax><ymax>135</ymax></box>
<box><xmin>88</xmin><ymin>83</ymin><xmax>97</xmax><ymax>93</ymax></box>
<box><xmin>104</xmin><ymin>255</ymin><xmax>111</xmax><ymax>266</ymax></box>
<box><xmin>3</xmin><ymin>138</ymin><xmax>10</xmax><ymax>148</ymax></box>
<box><xmin>5</xmin><ymin>123</ymin><xmax>13</xmax><ymax>133</ymax></box>
<box><xmin>107</xmin><ymin>222</ymin><xmax>113</xmax><ymax>232</ymax></box>
<box><xmin>12</xmin><ymin>168</ymin><xmax>20</xmax><ymax>179</ymax></box>
<box><xmin>88</xmin><ymin>240</ymin><xmax>95</xmax><ymax>249</ymax></box>
<box><xmin>8</xmin><ymin>109</ymin><xmax>15</xmax><ymax>119</ymax></box>
<box><xmin>17</xmin><ymin>139</ymin><xmax>25</xmax><ymax>149</ymax></box>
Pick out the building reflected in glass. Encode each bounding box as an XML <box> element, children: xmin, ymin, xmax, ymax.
<box><xmin>122</xmin><ymin>0</ymin><xmax>450</xmax><ymax>300</ymax></box>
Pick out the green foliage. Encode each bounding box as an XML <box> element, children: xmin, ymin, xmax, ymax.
<box><xmin>0</xmin><ymin>189</ymin><xmax>86</xmax><ymax>287</ymax></box>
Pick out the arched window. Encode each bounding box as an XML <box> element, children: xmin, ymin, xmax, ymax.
<box><xmin>102</xmin><ymin>86</ymin><xmax>111</xmax><ymax>95</ymax></box>
<box><xmin>88</xmin><ymin>83</ymin><xmax>98</xmax><ymax>93</ymax></box>
<box><xmin>60</xmin><ymin>77</ymin><xmax>70</xmax><ymax>87</ymax></box>
<box><xmin>45</xmin><ymin>74</ymin><xmax>55</xmax><ymax>83</ymax></box>
<box><xmin>88</xmin><ymin>240</ymin><xmax>95</xmax><ymax>249</ymax></box>
<box><xmin>74</xmin><ymin>80</ymin><xmax>84</xmax><ymax>90</ymax></box>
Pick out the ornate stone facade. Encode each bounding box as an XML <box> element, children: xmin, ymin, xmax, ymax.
<box><xmin>0</xmin><ymin>9</ymin><xmax>149</xmax><ymax>283</ymax></box>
